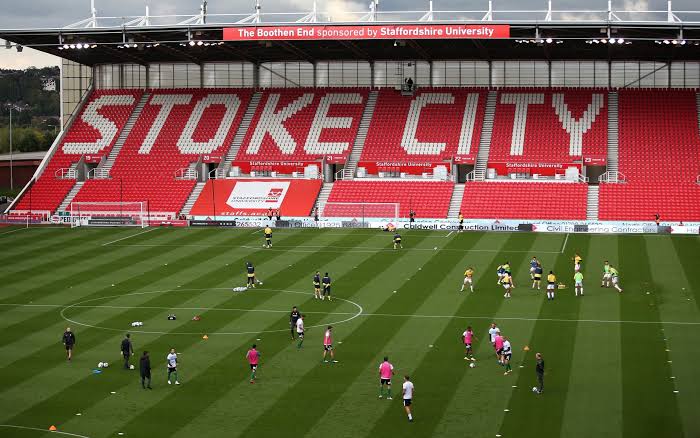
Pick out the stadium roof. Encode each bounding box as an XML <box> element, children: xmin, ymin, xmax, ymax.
<box><xmin>1</xmin><ymin>3</ymin><xmax>700</xmax><ymax>65</ymax></box>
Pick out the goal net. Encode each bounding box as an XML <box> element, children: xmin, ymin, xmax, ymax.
<box><xmin>322</xmin><ymin>202</ymin><xmax>399</xmax><ymax>223</ymax></box>
<box><xmin>70</xmin><ymin>202</ymin><xmax>149</xmax><ymax>228</ymax></box>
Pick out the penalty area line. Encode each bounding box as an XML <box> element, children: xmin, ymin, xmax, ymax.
<box><xmin>0</xmin><ymin>227</ymin><xmax>29</xmax><ymax>236</ymax></box>
<box><xmin>101</xmin><ymin>227</ymin><xmax>157</xmax><ymax>246</ymax></box>
<box><xmin>561</xmin><ymin>233</ymin><xmax>569</xmax><ymax>254</ymax></box>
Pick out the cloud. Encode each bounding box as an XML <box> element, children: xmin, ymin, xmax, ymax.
<box><xmin>0</xmin><ymin>42</ymin><xmax>59</xmax><ymax>69</ymax></box>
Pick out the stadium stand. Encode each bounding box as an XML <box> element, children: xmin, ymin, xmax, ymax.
<box><xmin>598</xmin><ymin>89</ymin><xmax>700</xmax><ymax>221</ymax></box>
<box><xmin>234</xmin><ymin>88</ymin><xmax>368</xmax><ymax>164</ymax></box>
<box><xmin>488</xmin><ymin>89</ymin><xmax>607</xmax><ymax>164</ymax></box>
<box><xmin>72</xmin><ymin>89</ymin><xmax>252</xmax><ymax>215</ymax></box>
<box><xmin>458</xmin><ymin>182</ymin><xmax>588</xmax><ymax>220</ymax></box>
<box><xmin>323</xmin><ymin>180</ymin><xmax>454</xmax><ymax>218</ymax></box>
<box><xmin>13</xmin><ymin>90</ymin><xmax>142</xmax><ymax>213</ymax></box>
<box><xmin>360</xmin><ymin>88</ymin><xmax>486</xmax><ymax>164</ymax></box>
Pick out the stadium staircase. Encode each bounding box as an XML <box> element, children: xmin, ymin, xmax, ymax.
<box><xmin>315</xmin><ymin>183</ymin><xmax>333</xmax><ymax>216</ymax></box>
<box><xmin>447</xmin><ymin>183</ymin><xmax>465</xmax><ymax>218</ymax></box>
<box><xmin>343</xmin><ymin>90</ymin><xmax>378</xmax><ymax>179</ymax></box>
<box><xmin>586</xmin><ymin>185</ymin><xmax>599</xmax><ymax>220</ymax></box>
<box><xmin>96</xmin><ymin>92</ymin><xmax>151</xmax><ymax>178</ymax></box>
<box><xmin>179</xmin><ymin>182</ymin><xmax>206</xmax><ymax>217</ymax></box>
<box><xmin>606</xmin><ymin>91</ymin><xmax>619</xmax><ymax>174</ymax></box>
<box><xmin>57</xmin><ymin>181</ymin><xmax>84</xmax><ymax>213</ymax></box>
<box><xmin>218</xmin><ymin>91</ymin><xmax>262</xmax><ymax>177</ymax></box>
<box><xmin>473</xmin><ymin>90</ymin><xmax>497</xmax><ymax>180</ymax></box>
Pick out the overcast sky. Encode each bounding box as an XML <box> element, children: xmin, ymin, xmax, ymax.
<box><xmin>0</xmin><ymin>0</ymin><xmax>695</xmax><ymax>68</ymax></box>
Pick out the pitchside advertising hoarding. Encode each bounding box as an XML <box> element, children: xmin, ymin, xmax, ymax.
<box><xmin>189</xmin><ymin>179</ymin><xmax>321</xmax><ymax>217</ymax></box>
<box><xmin>223</xmin><ymin>24</ymin><xmax>510</xmax><ymax>41</ymax></box>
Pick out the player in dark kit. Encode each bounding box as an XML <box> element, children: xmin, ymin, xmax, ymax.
<box><xmin>246</xmin><ymin>261</ymin><xmax>256</xmax><ymax>288</ymax></box>
<box><xmin>322</xmin><ymin>273</ymin><xmax>332</xmax><ymax>301</ymax></box>
<box><xmin>393</xmin><ymin>233</ymin><xmax>402</xmax><ymax>249</ymax></box>
<box><xmin>62</xmin><ymin>327</ymin><xmax>75</xmax><ymax>361</ymax></box>
<box><xmin>313</xmin><ymin>271</ymin><xmax>322</xmax><ymax>299</ymax></box>
<box><xmin>535</xmin><ymin>352</ymin><xmax>545</xmax><ymax>394</ymax></box>
<box><xmin>121</xmin><ymin>333</ymin><xmax>134</xmax><ymax>369</ymax></box>
<box><xmin>290</xmin><ymin>306</ymin><xmax>300</xmax><ymax>340</ymax></box>
<box><xmin>140</xmin><ymin>351</ymin><xmax>152</xmax><ymax>389</ymax></box>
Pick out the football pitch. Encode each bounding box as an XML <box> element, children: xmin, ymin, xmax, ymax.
<box><xmin>1</xmin><ymin>226</ymin><xmax>699</xmax><ymax>438</ymax></box>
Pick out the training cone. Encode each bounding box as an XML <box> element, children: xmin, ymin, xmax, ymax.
<box><xmin>202</xmin><ymin>335</ymin><xmax>209</xmax><ymax>340</ymax></box>
<box><xmin>49</xmin><ymin>425</ymin><xmax>57</xmax><ymax>431</ymax></box>
<box><xmin>523</xmin><ymin>346</ymin><xmax>530</xmax><ymax>351</ymax></box>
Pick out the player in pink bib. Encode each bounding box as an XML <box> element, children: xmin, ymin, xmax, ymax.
<box><xmin>462</xmin><ymin>326</ymin><xmax>477</xmax><ymax>361</ymax></box>
<box><xmin>322</xmin><ymin>326</ymin><xmax>338</xmax><ymax>363</ymax></box>
<box><xmin>246</xmin><ymin>344</ymin><xmax>260</xmax><ymax>383</ymax></box>
<box><xmin>494</xmin><ymin>334</ymin><xmax>504</xmax><ymax>365</ymax></box>
<box><xmin>379</xmin><ymin>356</ymin><xmax>395</xmax><ymax>399</ymax></box>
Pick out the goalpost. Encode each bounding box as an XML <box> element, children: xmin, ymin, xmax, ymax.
<box><xmin>70</xmin><ymin>202</ymin><xmax>149</xmax><ymax>228</ymax></box>
<box><xmin>322</xmin><ymin>202</ymin><xmax>400</xmax><ymax>224</ymax></box>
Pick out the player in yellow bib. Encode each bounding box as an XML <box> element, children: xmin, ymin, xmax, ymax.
<box><xmin>264</xmin><ymin>226</ymin><xmax>272</xmax><ymax>248</ymax></box>
<box><xmin>460</xmin><ymin>267</ymin><xmax>474</xmax><ymax>293</ymax></box>
<box><xmin>502</xmin><ymin>272</ymin><xmax>514</xmax><ymax>298</ymax></box>
<box><xmin>546</xmin><ymin>271</ymin><xmax>557</xmax><ymax>300</ymax></box>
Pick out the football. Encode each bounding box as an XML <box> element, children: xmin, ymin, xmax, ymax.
<box><xmin>469</xmin><ymin>362</ymin><xmax>476</xmax><ymax>368</ymax></box>
<box><xmin>532</xmin><ymin>387</ymin><xmax>538</xmax><ymax>393</ymax></box>
<box><xmin>98</xmin><ymin>362</ymin><xmax>104</xmax><ymax>368</ymax></box>
<box><xmin>129</xmin><ymin>364</ymin><xmax>135</xmax><ymax>370</ymax></box>
<box><xmin>103</xmin><ymin>362</ymin><xmax>109</xmax><ymax>368</ymax></box>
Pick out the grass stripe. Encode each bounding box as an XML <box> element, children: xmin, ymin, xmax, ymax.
<box><xmin>619</xmin><ymin>236</ymin><xmax>683</xmax><ymax>437</ymax></box>
<box><xmin>0</xmin><ymin>228</ymin><xmax>320</xmax><ymax>427</ymax></box>
<box><xmin>95</xmin><ymin>229</ymin><xmax>388</xmax><ymax>437</ymax></box>
<box><xmin>497</xmin><ymin>233</ymin><xmax>588</xmax><ymax>437</ymax></box>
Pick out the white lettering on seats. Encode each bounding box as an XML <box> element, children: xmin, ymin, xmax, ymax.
<box><xmin>139</xmin><ymin>94</ymin><xmax>192</xmax><ymax>154</ymax></box>
<box><xmin>62</xmin><ymin>95</ymin><xmax>136</xmax><ymax>154</ymax></box>
<box><xmin>246</xmin><ymin>93</ymin><xmax>314</xmax><ymax>154</ymax></box>
<box><xmin>500</xmin><ymin>93</ymin><xmax>544</xmax><ymax>156</ymax></box>
<box><xmin>456</xmin><ymin>93</ymin><xmax>481</xmax><ymax>156</ymax></box>
<box><xmin>401</xmin><ymin>93</ymin><xmax>454</xmax><ymax>155</ymax></box>
<box><xmin>551</xmin><ymin>93</ymin><xmax>604</xmax><ymax>156</ymax></box>
<box><xmin>177</xmin><ymin>94</ymin><xmax>242</xmax><ymax>154</ymax></box>
<box><xmin>304</xmin><ymin>93</ymin><xmax>363</xmax><ymax>154</ymax></box>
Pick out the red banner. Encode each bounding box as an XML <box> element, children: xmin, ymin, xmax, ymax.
<box><xmin>583</xmin><ymin>156</ymin><xmax>607</xmax><ymax>166</ymax></box>
<box><xmin>84</xmin><ymin>155</ymin><xmax>103</xmax><ymax>164</ymax></box>
<box><xmin>325</xmin><ymin>155</ymin><xmax>347</xmax><ymax>164</ymax></box>
<box><xmin>489</xmin><ymin>162</ymin><xmax>581</xmax><ymax>177</ymax></box>
<box><xmin>454</xmin><ymin>155</ymin><xmax>476</xmax><ymax>164</ymax></box>
<box><xmin>202</xmin><ymin>154</ymin><xmax>223</xmax><ymax>163</ymax></box>
<box><xmin>224</xmin><ymin>24</ymin><xmax>510</xmax><ymax>41</ymax></box>
<box><xmin>358</xmin><ymin>161</ymin><xmax>448</xmax><ymax>175</ymax></box>
<box><xmin>233</xmin><ymin>161</ymin><xmax>321</xmax><ymax>174</ymax></box>
<box><xmin>190</xmin><ymin>179</ymin><xmax>322</xmax><ymax>217</ymax></box>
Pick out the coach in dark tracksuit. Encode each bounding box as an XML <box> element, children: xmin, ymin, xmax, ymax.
<box><xmin>535</xmin><ymin>352</ymin><xmax>545</xmax><ymax>394</ymax></box>
<box><xmin>290</xmin><ymin>306</ymin><xmax>300</xmax><ymax>340</ymax></box>
<box><xmin>121</xmin><ymin>334</ymin><xmax>134</xmax><ymax>369</ymax></box>
<box><xmin>140</xmin><ymin>351</ymin><xmax>152</xmax><ymax>389</ymax></box>
<box><xmin>62</xmin><ymin>327</ymin><xmax>76</xmax><ymax>361</ymax></box>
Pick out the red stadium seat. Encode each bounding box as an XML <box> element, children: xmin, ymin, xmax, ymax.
<box><xmin>459</xmin><ymin>182</ymin><xmax>588</xmax><ymax>220</ymax></box>
<box><xmin>13</xmin><ymin>90</ymin><xmax>143</xmax><ymax>213</ymax></box>
<box><xmin>599</xmin><ymin>89</ymin><xmax>700</xmax><ymax>221</ymax></box>
<box><xmin>324</xmin><ymin>180</ymin><xmax>454</xmax><ymax>218</ymax></box>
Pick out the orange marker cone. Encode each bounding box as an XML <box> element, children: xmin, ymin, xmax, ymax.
<box><xmin>202</xmin><ymin>335</ymin><xmax>209</xmax><ymax>340</ymax></box>
<box><xmin>49</xmin><ymin>425</ymin><xmax>58</xmax><ymax>431</ymax></box>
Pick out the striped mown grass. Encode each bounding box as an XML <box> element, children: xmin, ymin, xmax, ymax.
<box><xmin>0</xmin><ymin>228</ymin><xmax>698</xmax><ymax>438</ymax></box>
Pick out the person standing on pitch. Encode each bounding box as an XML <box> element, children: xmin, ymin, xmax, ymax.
<box><xmin>246</xmin><ymin>344</ymin><xmax>261</xmax><ymax>384</ymax></box>
<box><xmin>290</xmin><ymin>306</ymin><xmax>300</xmax><ymax>340</ymax></box>
<box><xmin>402</xmin><ymin>375</ymin><xmax>415</xmax><ymax>422</ymax></box>
<box><xmin>296</xmin><ymin>314</ymin><xmax>305</xmax><ymax>349</ymax></box>
<box><xmin>167</xmin><ymin>348</ymin><xmax>180</xmax><ymax>385</ymax></box>
<box><xmin>322</xmin><ymin>326</ymin><xmax>338</xmax><ymax>363</ymax></box>
<box><xmin>245</xmin><ymin>261</ymin><xmax>256</xmax><ymax>288</ymax></box>
<box><xmin>140</xmin><ymin>351</ymin><xmax>152</xmax><ymax>389</ymax></box>
<box><xmin>121</xmin><ymin>333</ymin><xmax>134</xmax><ymax>369</ymax></box>
<box><xmin>379</xmin><ymin>356</ymin><xmax>395</xmax><ymax>399</ymax></box>
<box><xmin>322</xmin><ymin>273</ymin><xmax>332</xmax><ymax>301</ymax></box>
<box><xmin>62</xmin><ymin>327</ymin><xmax>76</xmax><ymax>362</ymax></box>
<box><xmin>535</xmin><ymin>352</ymin><xmax>545</xmax><ymax>394</ymax></box>
<box><xmin>263</xmin><ymin>225</ymin><xmax>273</xmax><ymax>248</ymax></box>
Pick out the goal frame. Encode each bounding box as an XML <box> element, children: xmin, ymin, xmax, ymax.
<box><xmin>322</xmin><ymin>202</ymin><xmax>400</xmax><ymax>224</ymax></box>
<box><xmin>70</xmin><ymin>201</ymin><xmax>149</xmax><ymax>228</ymax></box>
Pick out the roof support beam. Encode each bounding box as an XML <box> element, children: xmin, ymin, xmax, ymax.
<box><xmin>337</xmin><ymin>40</ymin><xmax>372</xmax><ymax>61</ymax></box>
